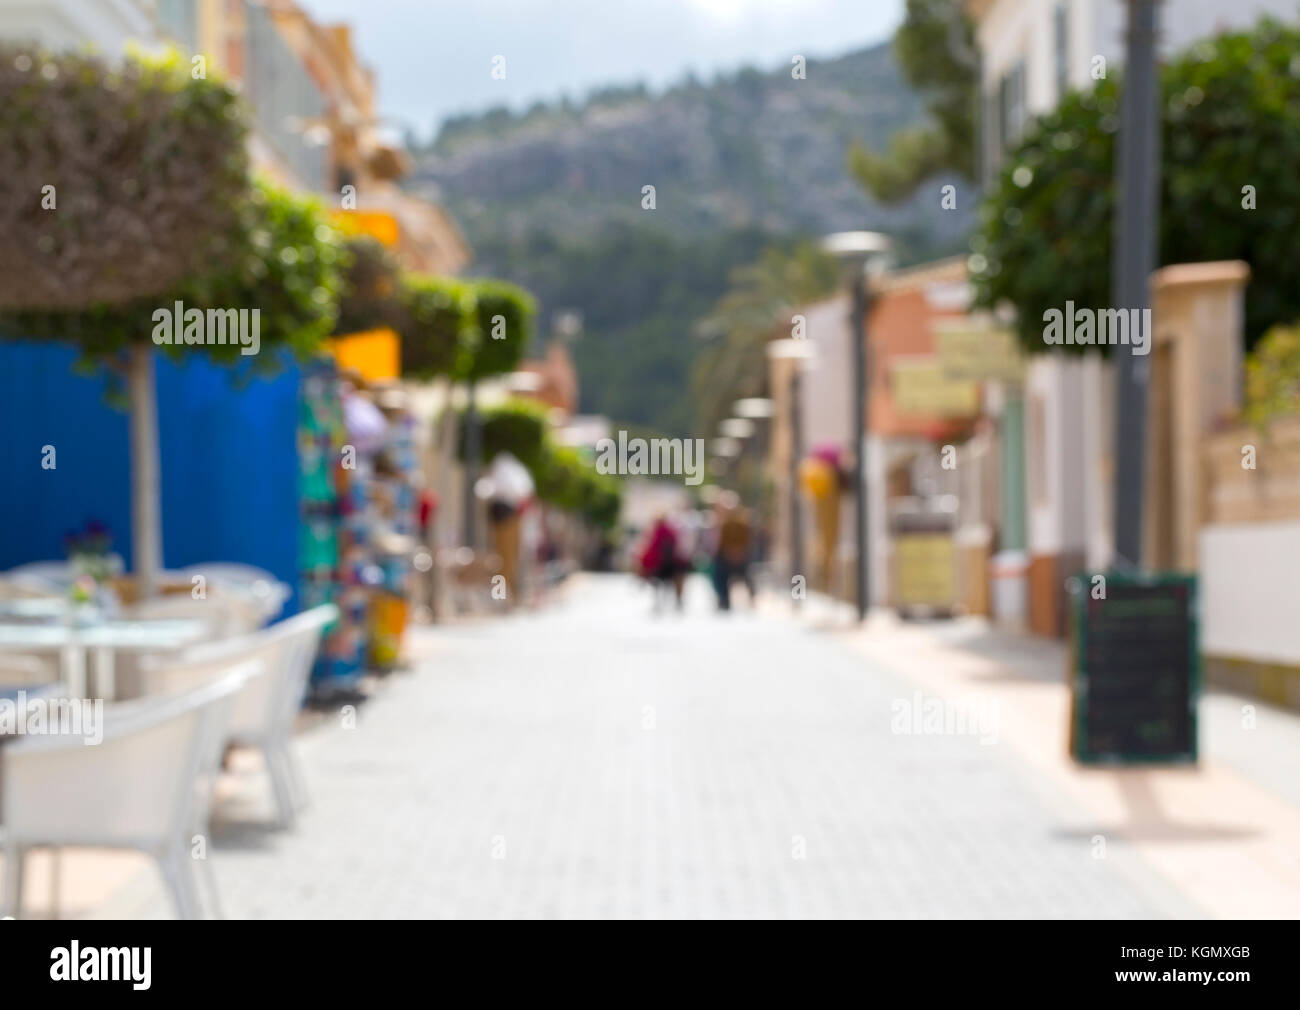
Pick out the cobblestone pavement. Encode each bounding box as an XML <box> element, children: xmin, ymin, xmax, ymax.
<box><xmin>109</xmin><ymin>574</ymin><xmax>1191</xmax><ymax>919</ymax></box>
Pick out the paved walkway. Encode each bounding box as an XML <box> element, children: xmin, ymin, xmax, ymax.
<box><xmin>97</xmin><ymin>573</ymin><xmax>1195</xmax><ymax>919</ymax></box>
<box><xmin>832</xmin><ymin>601</ymin><xmax>1300</xmax><ymax>918</ymax></box>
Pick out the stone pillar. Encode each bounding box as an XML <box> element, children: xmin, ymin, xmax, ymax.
<box><xmin>1144</xmin><ymin>261</ymin><xmax>1250</xmax><ymax>571</ymax></box>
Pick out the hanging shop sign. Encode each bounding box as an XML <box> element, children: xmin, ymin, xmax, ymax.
<box><xmin>890</xmin><ymin>357</ymin><xmax>980</xmax><ymax>418</ymax></box>
<box><xmin>934</xmin><ymin>321</ymin><xmax>1025</xmax><ymax>383</ymax></box>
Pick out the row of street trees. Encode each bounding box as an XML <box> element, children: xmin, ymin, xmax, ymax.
<box><xmin>467</xmin><ymin>399</ymin><xmax>621</xmax><ymax>532</ymax></box>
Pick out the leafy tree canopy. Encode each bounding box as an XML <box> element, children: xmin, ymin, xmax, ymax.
<box><xmin>459</xmin><ymin>398</ymin><xmax>621</xmax><ymax>529</ymax></box>
<box><xmin>972</xmin><ymin>18</ymin><xmax>1300</xmax><ymax>355</ymax></box>
<box><xmin>335</xmin><ymin>236</ymin><xmax>401</xmax><ymax>337</ymax></box>
<box><xmin>459</xmin><ymin>278</ymin><xmax>536</xmax><ymax>383</ymax></box>
<box><xmin>0</xmin><ymin>44</ymin><xmax>249</xmax><ymax>310</ymax></box>
<box><xmin>396</xmin><ymin>274</ymin><xmax>536</xmax><ymax>381</ymax></box>
<box><xmin>849</xmin><ymin>0</ymin><xmax>976</xmax><ymax>203</ymax></box>
<box><xmin>1</xmin><ymin>179</ymin><xmax>344</xmax><ymax>371</ymax></box>
<box><xmin>395</xmin><ymin>275</ymin><xmax>476</xmax><ymax>379</ymax></box>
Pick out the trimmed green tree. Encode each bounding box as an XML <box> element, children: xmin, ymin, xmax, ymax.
<box><xmin>2</xmin><ymin>177</ymin><xmax>343</xmax><ymax>595</ymax></box>
<box><xmin>971</xmin><ymin>18</ymin><xmax>1300</xmax><ymax>354</ymax></box>
<box><xmin>457</xmin><ymin>279</ymin><xmax>536</xmax><ymax>383</ymax></box>
<box><xmin>0</xmin><ymin>45</ymin><xmax>343</xmax><ymax>595</ymax></box>
<box><xmin>0</xmin><ymin>46</ymin><xmax>248</xmax><ymax>310</ymax></box>
<box><xmin>394</xmin><ymin>275</ymin><xmax>476</xmax><ymax>379</ymax></box>
<box><xmin>335</xmin><ymin>237</ymin><xmax>402</xmax><ymax>337</ymax></box>
<box><xmin>461</xmin><ymin>398</ymin><xmax>623</xmax><ymax>530</ymax></box>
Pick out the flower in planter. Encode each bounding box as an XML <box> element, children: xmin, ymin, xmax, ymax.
<box><xmin>69</xmin><ymin>574</ymin><xmax>97</xmax><ymax>605</ymax></box>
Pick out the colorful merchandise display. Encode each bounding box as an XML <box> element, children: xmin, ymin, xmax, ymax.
<box><xmin>297</xmin><ymin>361</ymin><xmax>419</xmax><ymax>693</ymax></box>
<box><xmin>299</xmin><ymin>358</ymin><xmax>367</xmax><ymax>693</ymax></box>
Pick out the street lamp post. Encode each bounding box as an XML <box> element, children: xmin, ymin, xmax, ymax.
<box><xmin>1111</xmin><ymin>0</ymin><xmax>1162</xmax><ymax>569</ymax></box>
<box><xmin>823</xmin><ymin>231</ymin><xmax>892</xmax><ymax>621</ymax></box>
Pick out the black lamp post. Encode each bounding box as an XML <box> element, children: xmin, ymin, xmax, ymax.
<box><xmin>1111</xmin><ymin>0</ymin><xmax>1162</xmax><ymax>569</ymax></box>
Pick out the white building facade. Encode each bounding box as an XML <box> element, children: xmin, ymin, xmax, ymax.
<box><xmin>0</xmin><ymin>0</ymin><xmax>163</xmax><ymax>52</ymax></box>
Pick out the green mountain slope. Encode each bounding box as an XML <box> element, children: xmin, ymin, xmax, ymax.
<box><xmin>407</xmin><ymin>43</ymin><xmax>971</xmax><ymax>436</ymax></box>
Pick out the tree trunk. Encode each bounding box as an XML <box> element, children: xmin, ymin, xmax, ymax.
<box><xmin>127</xmin><ymin>344</ymin><xmax>162</xmax><ymax>599</ymax></box>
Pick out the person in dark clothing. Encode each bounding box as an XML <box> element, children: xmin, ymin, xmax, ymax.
<box><xmin>638</xmin><ymin>514</ymin><xmax>685</xmax><ymax>612</ymax></box>
<box><xmin>712</xmin><ymin>502</ymin><xmax>754</xmax><ymax>611</ymax></box>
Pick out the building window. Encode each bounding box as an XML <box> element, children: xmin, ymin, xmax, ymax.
<box><xmin>1054</xmin><ymin>2</ymin><xmax>1070</xmax><ymax>100</ymax></box>
<box><xmin>998</xmin><ymin>61</ymin><xmax>1026</xmax><ymax>152</ymax></box>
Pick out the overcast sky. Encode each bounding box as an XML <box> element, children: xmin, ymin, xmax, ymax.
<box><xmin>296</xmin><ymin>0</ymin><xmax>904</xmax><ymax>141</ymax></box>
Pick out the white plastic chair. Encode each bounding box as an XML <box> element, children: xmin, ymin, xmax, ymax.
<box><xmin>0</xmin><ymin>667</ymin><xmax>250</xmax><ymax>919</ymax></box>
<box><xmin>4</xmin><ymin>562</ymin><xmax>72</xmax><ymax>592</ymax></box>
<box><xmin>176</xmin><ymin>564</ymin><xmax>291</xmax><ymax>626</ymax></box>
<box><xmin>0</xmin><ymin>578</ymin><xmax>64</xmax><ymax>686</ymax></box>
<box><xmin>137</xmin><ymin>604</ymin><xmax>338</xmax><ymax>828</ymax></box>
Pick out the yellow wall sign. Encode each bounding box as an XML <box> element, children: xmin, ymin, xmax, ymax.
<box><xmin>327</xmin><ymin>327</ymin><xmax>400</xmax><ymax>382</ymax></box>
<box><xmin>331</xmin><ymin>210</ymin><xmax>400</xmax><ymax>248</ymax></box>
<box><xmin>934</xmin><ymin>322</ymin><xmax>1024</xmax><ymax>382</ymax></box>
<box><xmin>891</xmin><ymin>358</ymin><xmax>980</xmax><ymax>417</ymax></box>
<box><xmin>894</xmin><ymin>533</ymin><xmax>957</xmax><ymax>608</ymax></box>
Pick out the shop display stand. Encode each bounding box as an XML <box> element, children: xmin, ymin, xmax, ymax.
<box><xmin>299</xmin><ymin>359</ymin><xmax>367</xmax><ymax>698</ymax></box>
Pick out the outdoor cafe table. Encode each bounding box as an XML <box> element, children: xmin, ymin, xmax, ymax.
<box><xmin>0</xmin><ymin>598</ymin><xmax>74</xmax><ymax>622</ymax></box>
<box><xmin>0</xmin><ymin>619</ymin><xmax>208</xmax><ymax>700</ymax></box>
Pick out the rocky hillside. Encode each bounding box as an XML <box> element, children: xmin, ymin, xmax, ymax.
<box><xmin>405</xmin><ymin>43</ymin><xmax>972</xmax><ymax>435</ymax></box>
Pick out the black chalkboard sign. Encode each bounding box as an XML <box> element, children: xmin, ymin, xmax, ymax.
<box><xmin>1068</xmin><ymin>573</ymin><xmax>1199</xmax><ymax>764</ymax></box>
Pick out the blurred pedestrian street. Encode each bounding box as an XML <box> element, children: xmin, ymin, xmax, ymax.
<box><xmin>68</xmin><ymin>572</ymin><xmax>1293</xmax><ymax>920</ymax></box>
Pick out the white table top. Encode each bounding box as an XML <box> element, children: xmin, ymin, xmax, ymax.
<box><xmin>0</xmin><ymin>619</ymin><xmax>208</xmax><ymax>653</ymax></box>
<box><xmin>0</xmin><ymin>598</ymin><xmax>73</xmax><ymax>621</ymax></box>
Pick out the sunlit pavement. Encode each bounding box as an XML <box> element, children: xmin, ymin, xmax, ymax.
<box><xmin>95</xmin><ymin>572</ymin><xmax>1213</xmax><ymax>919</ymax></box>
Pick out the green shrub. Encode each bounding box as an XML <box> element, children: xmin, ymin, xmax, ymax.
<box><xmin>1243</xmin><ymin>322</ymin><xmax>1300</xmax><ymax>429</ymax></box>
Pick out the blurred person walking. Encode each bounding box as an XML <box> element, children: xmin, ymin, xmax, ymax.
<box><xmin>477</xmin><ymin>452</ymin><xmax>533</xmax><ymax>607</ymax></box>
<box><xmin>712</xmin><ymin>494</ymin><xmax>755</xmax><ymax>611</ymax></box>
<box><xmin>637</xmin><ymin>512</ymin><xmax>687</xmax><ymax>613</ymax></box>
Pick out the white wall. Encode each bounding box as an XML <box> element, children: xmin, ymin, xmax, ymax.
<box><xmin>0</xmin><ymin>0</ymin><xmax>160</xmax><ymax>53</ymax></box>
<box><xmin>1024</xmin><ymin>356</ymin><xmax>1061</xmax><ymax>552</ymax></box>
<box><xmin>799</xmin><ymin>294</ymin><xmax>852</xmax><ymax>455</ymax></box>
<box><xmin>1024</xmin><ymin>354</ymin><xmax>1091</xmax><ymax>557</ymax></box>
<box><xmin>799</xmin><ymin>293</ymin><xmax>859</xmax><ymax>588</ymax></box>
<box><xmin>978</xmin><ymin>0</ymin><xmax>1300</xmax><ymax>116</ymax></box>
<box><xmin>1081</xmin><ymin>355</ymin><xmax>1114</xmax><ymax>570</ymax></box>
<box><xmin>1201</xmin><ymin>521</ymin><xmax>1300</xmax><ymax>664</ymax></box>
